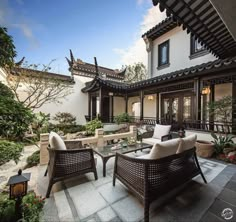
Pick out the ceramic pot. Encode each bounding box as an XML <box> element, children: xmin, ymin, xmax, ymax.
<box><xmin>195</xmin><ymin>140</ymin><xmax>214</xmax><ymax>158</ymax></box>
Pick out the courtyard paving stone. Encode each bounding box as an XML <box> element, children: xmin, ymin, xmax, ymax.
<box><xmin>38</xmin><ymin>154</ymin><xmax>235</xmax><ymax>222</ymax></box>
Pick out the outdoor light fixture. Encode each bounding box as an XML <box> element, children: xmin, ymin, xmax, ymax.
<box><xmin>201</xmin><ymin>87</ymin><xmax>211</xmax><ymax>95</ymax></box>
<box><xmin>7</xmin><ymin>169</ymin><xmax>31</xmax><ymax>220</ymax></box>
<box><xmin>147</xmin><ymin>95</ymin><xmax>154</xmax><ymax>100</ymax></box>
<box><xmin>108</xmin><ymin>92</ymin><xmax>114</xmax><ymax>96</ymax></box>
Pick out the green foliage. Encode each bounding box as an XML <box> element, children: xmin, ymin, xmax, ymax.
<box><xmin>22</xmin><ymin>192</ymin><xmax>45</xmax><ymax>222</ymax></box>
<box><xmin>52</xmin><ymin>112</ymin><xmax>85</xmax><ymax>134</ymax></box>
<box><xmin>53</xmin><ymin>112</ymin><xmax>76</xmax><ymax>125</ymax></box>
<box><xmin>26</xmin><ymin>150</ymin><xmax>40</xmax><ymax>168</ymax></box>
<box><xmin>0</xmin><ymin>82</ymin><xmax>14</xmax><ymax>98</ymax></box>
<box><xmin>207</xmin><ymin>96</ymin><xmax>233</xmax><ymax>123</ymax></box>
<box><xmin>85</xmin><ymin>118</ymin><xmax>103</xmax><ymax>135</ymax></box>
<box><xmin>114</xmin><ymin>113</ymin><xmax>132</xmax><ymax>125</ymax></box>
<box><xmin>32</xmin><ymin>112</ymin><xmax>50</xmax><ymax>138</ymax></box>
<box><xmin>124</xmin><ymin>63</ymin><xmax>147</xmax><ymax>83</ymax></box>
<box><xmin>211</xmin><ymin>132</ymin><xmax>235</xmax><ymax>155</ymax></box>
<box><xmin>0</xmin><ymin>96</ymin><xmax>34</xmax><ymax>140</ymax></box>
<box><xmin>0</xmin><ymin>140</ymin><xmax>23</xmax><ymax>165</ymax></box>
<box><xmin>0</xmin><ymin>27</ymin><xmax>17</xmax><ymax>67</ymax></box>
<box><xmin>0</xmin><ymin>192</ymin><xmax>17</xmax><ymax>222</ymax></box>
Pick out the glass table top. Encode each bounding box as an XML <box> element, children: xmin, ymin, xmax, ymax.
<box><xmin>92</xmin><ymin>142</ymin><xmax>152</xmax><ymax>158</ymax></box>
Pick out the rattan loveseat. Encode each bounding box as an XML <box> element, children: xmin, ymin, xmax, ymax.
<box><xmin>113</xmin><ymin>147</ymin><xmax>207</xmax><ymax>222</ymax></box>
<box><xmin>45</xmin><ymin>140</ymin><xmax>98</xmax><ymax>198</ymax></box>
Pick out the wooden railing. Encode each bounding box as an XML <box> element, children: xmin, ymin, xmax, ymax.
<box><xmin>84</xmin><ymin>115</ymin><xmax>233</xmax><ymax>134</ymax></box>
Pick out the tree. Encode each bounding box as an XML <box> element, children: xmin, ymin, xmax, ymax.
<box><xmin>124</xmin><ymin>63</ymin><xmax>147</xmax><ymax>83</ymax></box>
<box><xmin>0</xmin><ymin>27</ymin><xmax>17</xmax><ymax>67</ymax></box>
<box><xmin>6</xmin><ymin>61</ymin><xmax>74</xmax><ymax>110</ymax></box>
<box><xmin>0</xmin><ymin>82</ymin><xmax>34</xmax><ymax>140</ymax></box>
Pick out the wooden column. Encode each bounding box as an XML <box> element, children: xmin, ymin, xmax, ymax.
<box><xmin>109</xmin><ymin>94</ymin><xmax>114</xmax><ymax>122</ymax></box>
<box><xmin>99</xmin><ymin>88</ymin><xmax>103</xmax><ymax>120</ymax></box>
<box><xmin>125</xmin><ymin>94</ymin><xmax>128</xmax><ymax>113</ymax></box>
<box><xmin>88</xmin><ymin>93</ymin><xmax>92</xmax><ymax>120</ymax></box>
<box><xmin>232</xmin><ymin>76</ymin><xmax>236</xmax><ymax>134</ymax></box>
<box><xmin>194</xmin><ymin>78</ymin><xmax>201</xmax><ymax>121</ymax></box>
<box><xmin>156</xmin><ymin>93</ymin><xmax>159</xmax><ymax>123</ymax></box>
<box><xmin>140</xmin><ymin>91</ymin><xmax>144</xmax><ymax>120</ymax></box>
<box><xmin>209</xmin><ymin>84</ymin><xmax>215</xmax><ymax>131</ymax></box>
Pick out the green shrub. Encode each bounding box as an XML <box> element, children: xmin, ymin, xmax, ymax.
<box><xmin>22</xmin><ymin>191</ymin><xmax>45</xmax><ymax>222</ymax></box>
<box><xmin>211</xmin><ymin>132</ymin><xmax>235</xmax><ymax>155</ymax></box>
<box><xmin>0</xmin><ymin>82</ymin><xmax>14</xmax><ymax>98</ymax></box>
<box><xmin>85</xmin><ymin>118</ymin><xmax>103</xmax><ymax>135</ymax></box>
<box><xmin>0</xmin><ymin>96</ymin><xmax>34</xmax><ymax>141</ymax></box>
<box><xmin>114</xmin><ymin>113</ymin><xmax>132</xmax><ymax>125</ymax></box>
<box><xmin>0</xmin><ymin>140</ymin><xmax>23</xmax><ymax>165</ymax></box>
<box><xmin>0</xmin><ymin>192</ymin><xmax>17</xmax><ymax>222</ymax></box>
<box><xmin>26</xmin><ymin>150</ymin><xmax>40</xmax><ymax>168</ymax></box>
<box><xmin>53</xmin><ymin>112</ymin><xmax>76</xmax><ymax>126</ymax></box>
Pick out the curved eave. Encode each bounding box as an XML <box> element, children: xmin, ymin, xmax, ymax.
<box><xmin>152</xmin><ymin>0</ymin><xmax>236</xmax><ymax>59</ymax></box>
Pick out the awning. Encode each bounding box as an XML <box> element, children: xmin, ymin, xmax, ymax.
<box><xmin>152</xmin><ymin>0</ymin><xmax>236</xmax><ymax>58</ymax></box>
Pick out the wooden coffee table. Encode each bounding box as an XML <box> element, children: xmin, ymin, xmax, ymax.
<box><xmin>93</xmin><ymin>142</ymin><xmax>152</xmax><ymax>177</ymax></box>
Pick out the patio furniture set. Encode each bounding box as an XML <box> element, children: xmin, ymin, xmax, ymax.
<box><xmin>44</xmin><ymin>125</ymin><xmax>207</xmax><ymax>222</ymax></box>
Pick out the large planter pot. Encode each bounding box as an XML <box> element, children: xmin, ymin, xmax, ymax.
<box><xmin>195</xmin><ymin>140</ymin><xmax>214</xmax><ymax>158</ymax></box>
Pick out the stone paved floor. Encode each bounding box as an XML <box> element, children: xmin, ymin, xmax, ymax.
<box><xmin>38</xmin><ymin>151</ymin><xmax>236</xmax><ymax>222</ymax></box>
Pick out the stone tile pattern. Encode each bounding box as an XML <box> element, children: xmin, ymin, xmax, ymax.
<box><xmin>200</xmin><ymin>172</ymin><xmax>236</xmax><ymax>222</ymax></box>
<box><xmin>39</xmin><ymin>153</ymin><xmax>235</xmax><ymax>222</ymax></box>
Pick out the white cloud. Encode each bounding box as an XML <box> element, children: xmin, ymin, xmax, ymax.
<box><xmin>0</xmin><ymin>0</ymin><xmax>39</xmax><ymax>49</ymax></box>
<box><xmin>114</xmin><ymin>6</ymin><xmax>166</xmax><ymax>67</ymax></box>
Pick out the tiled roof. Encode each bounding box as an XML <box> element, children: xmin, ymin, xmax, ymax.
<box><xmin>82</xmin><ymin>56</ymin><xmax>236</xmax><ymax>93</ymax></box>
<box><xmin>152</xmin><ymin>0</ymin><xmax>236</xmax><ymax>59</ymax></box>
<box><xmin>10</xmin><ymin>67</ymin><xmax>74</xmax><ymax>83</ymax></box>
<box><xmin>72</xmin><ymin>60</ymin><xmax>125</xmax><ymax>80</ymax></box>
<box><xmin>142</xmin><ymin>16</ymin><xmax>178</xmax><ymax>40</ymax></box>
<box><xmin>66</xmin><ymin>50</ymin><xmax>125</xmax><ymax>80</ymax></box>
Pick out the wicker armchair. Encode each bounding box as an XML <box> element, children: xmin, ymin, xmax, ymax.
<box><xmin>44</xmin><ymin>140</ymin><xmax>98</xmax><ymax>198</ymax></box>
<box><xmin>113</xmin><ymin>147</ymin><xmax>207</xmax><ymax>222</ymax></box>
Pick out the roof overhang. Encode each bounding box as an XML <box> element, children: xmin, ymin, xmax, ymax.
<box><xmin>152</xmin><ymin>0</ymin><xmax>236</xmax><ymax>58</ymax></box>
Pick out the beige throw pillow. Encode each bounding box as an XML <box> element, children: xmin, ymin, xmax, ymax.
<box><xmin>152</xmin><ymin>124</ymin><xmax>171</xmax><ymax>140</ymax></box>
<box><xmin>149</xmin><ymin>138</ymin><xmax>181</xmax><ymax>159</ymax></box>
<box><xmin>176</xmin><ymin>134</ymin><xmax>197</xmax><ymax>153</ymax></box>
<box><xmin>49</xmin><ymin>132</ymin><xmax>67</xmax><ymax>150</ymax></box>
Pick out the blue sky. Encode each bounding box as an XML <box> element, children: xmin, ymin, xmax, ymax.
<box><xmin>1</xmin><ymin>0</ymin><xmax>164</xmax><ymax>75</ymax></box>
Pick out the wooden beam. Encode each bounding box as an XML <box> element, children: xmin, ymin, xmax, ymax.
<box><xmin>156</xmin><ymin>93</ymin><xmax>159</xmax><ymax>123</ymax></box>
<box><xmin>88</xmin><ymin>93</ymin><xmax>91</xmax><ymax>120</ymax></box>
<box><xmin>125</xmin><ymin>94</ymin><xmax>128</xmax><ymax>113</ymax></box>
<box><xmin>209</xmin><ymin>84</ymin><xmax>215</xmax><ymax>131</ymax></box>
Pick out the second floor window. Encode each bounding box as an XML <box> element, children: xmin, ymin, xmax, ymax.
<box><xmin>158</xmin><ymin>40</ymin><xmax>169</xmax><ymax>67</ymax></box>
<box><xmin>190</xmin><ymin>35</ymin><xmax>205</xmax><ymax>55</ymax></box>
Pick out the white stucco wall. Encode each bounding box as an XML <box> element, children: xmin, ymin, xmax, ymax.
<box><xmin>0</xmin><ymin>68</ymin><xmax>7</xmax><ymax>84</ymax></box>
<box><xmin>113</xmin><ymin>97</ymin><xmax>125</xmax><ymax>116</ymax></box>
<box><xmin>34</xmin><ymin>75</ymin><xmax>90</xmax><ymax>125</ymax></box>
<box><xmin>128</xmin><ymin>96</ymin><xmax>140</xmax><ymax>116</ymax></box>
<box><xmin>150</xmin><ymin>26</ymin><xmax>216</xmax><ymax>77</ymax></box>
<box><xmin>143</xmin><ymin>94</ymin><xmax>156</xmax><ymax>118</ymax></box>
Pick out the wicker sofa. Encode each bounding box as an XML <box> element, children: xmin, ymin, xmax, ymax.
<box><xmin>45</xmin><ymin>138</ymin><xmax>98</xmax><ymax>198</ymax></box>
<box><xmin>113</xmin><ymin>140</ymin><xmax>207</xmax><ymax>222</ymax></box>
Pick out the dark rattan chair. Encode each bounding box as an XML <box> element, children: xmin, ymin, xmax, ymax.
<box><xmin>44</xmin><ymin>140</ymin><xmax>98</xmax><ymax>198</ymax></box>
<box><xmin>113</xmin><ymin>147</ymin><xmax>207</xmax><ymax>222</ymax></box>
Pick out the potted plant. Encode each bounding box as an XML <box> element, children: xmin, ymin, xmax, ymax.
<box><xmin>211</xmin><ymin>132</ymin><xmax>235</xmax><ymax>155</ymax></box>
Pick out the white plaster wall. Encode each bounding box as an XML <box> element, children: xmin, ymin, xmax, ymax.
<box><xmin>215</xmin><ymin>83</ymin><xmax>232</xmax><ymax>101</ymax></box>
<box><xmin>0</xmin><ymin>68</ymin><xmax>7</xmax><ymax>84</ymax></box>
<box><xmin>143</xmin><ymin>94</ymin><xmax>156</xmax><ymax>118</ymax></box>
<box><xmin>113</xmin><ymin>97</ymin><xmax>125</xmax><ymax>116</ymax></box>
<box><xmin>128</xmin><ymin>96</ymin><xmax>140</xmax><ymax>116</ymax></box>
<box><xmin>34</xmin><ymin>75</ymin><xmax>90</xmax><ymax>125</ymax></box>
<box><xmin>151</xmin><ymin>26</ymin><xmax>216</xmax><ymax>77</ymax></box>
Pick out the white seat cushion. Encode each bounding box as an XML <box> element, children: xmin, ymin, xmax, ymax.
<box><xmin>142</xmin><ymin>137</ymin><xmax>161</xmax><ymax>145</ymax></box>
<box><xmin>136</xmin><ymin>154</ymin><xmax>151</xmax><ymax>159</ymax></box>
<box><xmin>149</xmin><ymin>138</ymin><xmax>181</xmax><ymax>159</ymax></box>
<box><xmin>177</xmin><ymin>134</ymin><xmax>197</xmax><ymax>153</ymax></box>
<box><xmin>49</xmin><ymin>132</ymin><xmax>67</xmax><ymax>150</ymax></box>
<box><xmin>152</xmin><ymin>124</ymin><xmax>171</xmax><ymax>140</ymax></box>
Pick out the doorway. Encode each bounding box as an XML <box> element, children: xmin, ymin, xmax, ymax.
<box><xmin>161</xmin><ymin>91</ymin><xmax>194</xmax><ymax>127</ymax></box>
